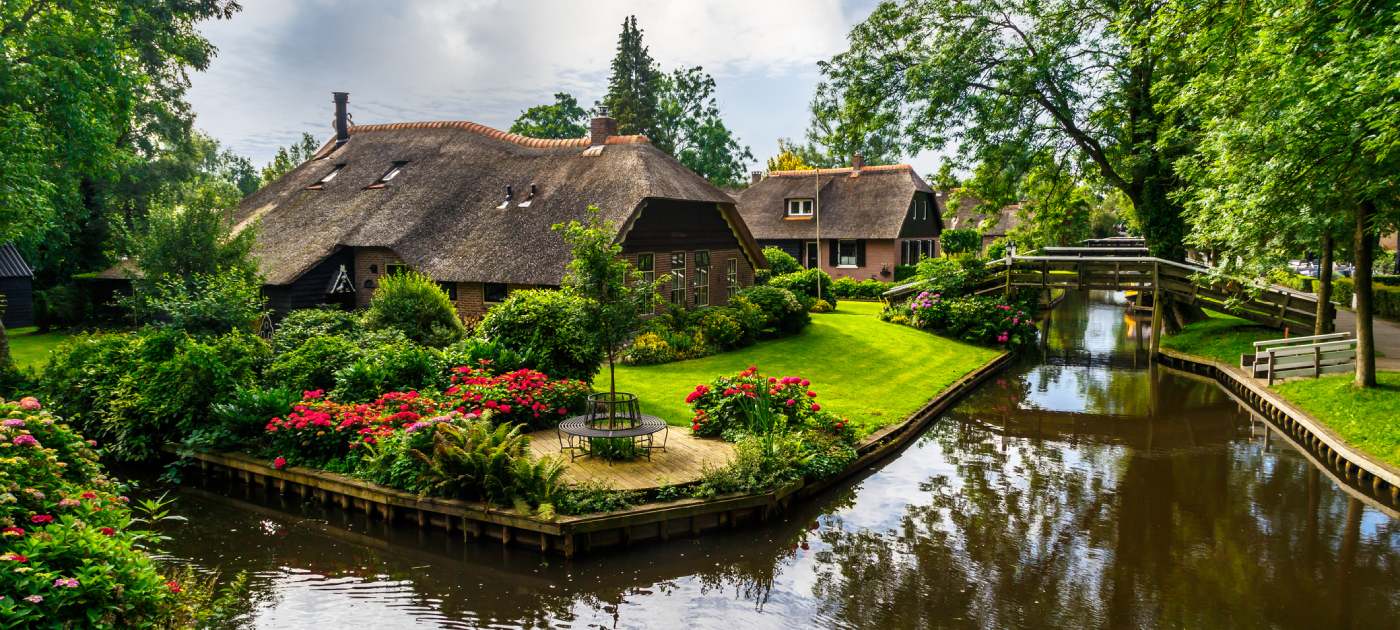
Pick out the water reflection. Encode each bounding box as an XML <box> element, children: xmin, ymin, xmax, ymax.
<box><xmin>163</xmin><ymin>291</ymin><xmax>1400</xmax><ymax>629</ymax></box>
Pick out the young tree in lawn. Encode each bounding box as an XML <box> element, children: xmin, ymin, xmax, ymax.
<box><xmin>1165</xmin><ymin>0</ymin><xmax>1399</xmax><ymax>386</ymax></box>
<box><xmin>553</xmin><ymin>207</ymin><xmax>660</xmax><ymax>402</ymax></box>
<box><xmin>510</xmin><ymin>92</ymin><xmax>589</xmax><ymax>139</ymax></box>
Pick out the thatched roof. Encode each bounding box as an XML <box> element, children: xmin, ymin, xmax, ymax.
<box><xmin>938</xmin><ymin>191</ymin><xmax>1022</xmax><ymax>237</ymax></box>
<box><xmin>734</xmin><ymin>165</ymin><xmax>934</xmax><ymax>240</ymax></box>
<box><xmin>233</xmin><ymin>121</ymin><xmax>762</xmax><ymax>286</ymax></box>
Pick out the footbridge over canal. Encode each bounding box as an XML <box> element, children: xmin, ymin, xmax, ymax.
<box><xmin>885</xmin><ymin>247</ymin><xmax>1334</xmax><ymax>346</ymax></box>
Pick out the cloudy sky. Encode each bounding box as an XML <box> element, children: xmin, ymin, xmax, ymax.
<box><xmin>186</xmin><ymin>0</ymin><xmax>943</xmax><ymax>177</ymax></box>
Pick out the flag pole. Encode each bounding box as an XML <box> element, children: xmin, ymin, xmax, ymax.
<box><xmin>815</xmin><ymin>167</ymin><xmax>823</xmax><ymax>302</ymax></box>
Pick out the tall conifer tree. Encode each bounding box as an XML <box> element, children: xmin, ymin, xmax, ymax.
<box><xmin>601</xmin><ymin>16</ymin><xmax>669</xmax><ymax>152</ymax></box>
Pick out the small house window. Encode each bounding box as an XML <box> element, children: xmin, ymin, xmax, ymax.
<box><xmin>693</xmin><ymin>250</ymin><xmax>710</xmax><ymax>307</ymax></box>
<box><xmin>638</xmin><ymin>253</ymin><xmax>655</xmax><ymax>284</ymax></box>
<box><xmin>308</xmin><ymin>164</ymin><xmax>345</xmax><ymax>189</ymax></box>
<box><xmin>726</xmin><ymin>258</ymin><xmax>739</xmax><ymax>299</ymax></box>
<box><xmin>838</xmin><ymin>240</ymin><xmax>858</xmax><ymax>267</ymax></box>
<box><xmin>484</xmin><ymin>282</ymin><xmax>508</xmax><ymax>303</ymax></box>
<box><xmin>786</xmin><ymin>199</ymin><xmax>814</xmax><ymax>217</ymax></box>
<box><xmin>669</xmin><ymin>252</ymin><xmax>686</xmax><ymax>305</ymax></box>
<box><xmin>438</xmin><ymin>282</ymin><xmax>458</xmax><ymax>301</ymax></box>
<box><xmin>385</xmin><ymin>263</ymin><xmax>408</xmax><ymax>276</ymax></box>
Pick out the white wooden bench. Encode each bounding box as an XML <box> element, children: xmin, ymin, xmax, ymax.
<box><xmin>1243</xmin><ymin>332</ymin><xmax>1356</xmax><ymax>384</ymax></box>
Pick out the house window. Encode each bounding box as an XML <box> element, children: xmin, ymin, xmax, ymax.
<box><xmin>669</xmin><ymin>252</ymin><xmax>686</xmax><ymax>305</ymax></box>
<box><xmin>438</xmin><ymin>282</ymin><xmax>457</xmax><ymax>301</ymax></box>
<box><xmin>638</xmin><ymin>253</ymin><xmax>654</xmax><ymax>284</ymax></box>
<box><xmin>693</xmin><ymin>250</ymin><xmax>710</xmax><ymax>306</ymax></box>
<box><xmin>309</xmin><ymin>164</ymin><xmax>345</xmax><ymax>189</ymax></box>
<box><xmin>385</xmin><ymin>263</ymin><xmax>408</xmax><ymax>276</ymax></box>
<box><xmin>484</xmin><ymin>282</ymin><xmax>508</xmax><ymax>303</ymax></box>
<box><xmin>804</xmin><ymin>241</ymin><xmax>819</xmax><ymax>269</ymax></box>
<box><xmin>901</xmin><ymin>241</ymin><xmax>912</xmax><ymax>265</ymax></box>
<box><xmin>838</xmin><ymin>240</ymin><xmax>858</xmax><ymax>267</ymax></box>
<box><xmin>726</xmin><ymin>258</ymin><xmax>739</xmax><ymax>299</ymax></box>
<box><xmin>786</xmin><ymin>198</ymin><xmax>814</xmax><ymax>217</ymax></box>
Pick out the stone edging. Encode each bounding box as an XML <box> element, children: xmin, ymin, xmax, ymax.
<box><xmin>175</xmin><ymin>350</ymin><xmax>1014</xmax><ymax>557</ymax></box>
<box><xmin>1157</xmin><ymin>348</ymin><xmax>1400</xmax><ymax>505</ymax></box>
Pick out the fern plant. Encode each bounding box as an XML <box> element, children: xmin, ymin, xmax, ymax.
<box><xmin>410</xmin><ymin>419</ymin><xmax>528</xmax><ymax>505</ymax></box>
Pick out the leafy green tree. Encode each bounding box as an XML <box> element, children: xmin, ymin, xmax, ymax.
<box><xmin>658</xmin><ymin>67</ymin><xmax>754</xmax><ymax>186</ymax></box>
<box><xmin>766</xmin><ymin>138</ymin><xmax>817</xmax><ymax>172</ymax></box>
<box><xmin>133</xmin><ymin>184</ymin><xmax>257</xmax><ymax>284</ymax></box>
<box><xmin>940</xmin><ymin>229</ymin><xmax>981</xmax><ymax>256</ymax></box>
<box><xmin>812</xmin><ymin>0</ymin><xmax>1197</xmax><ymax>264</ymax></box>
<box><xmin>806</xmin><ymin>79</ymin><xmax>903</xmax><ymax>167</ymax></box>
<box><xmin>601</xmin><ymin>16</ymin><xmax>667</xmax><ymax>150</ymax></box>
<box><xmin>260</xmin><ymin>132</ymin><xmax>322</xmax><ymax>184</ymax></box>
<box><xmin>552</xmin><ymin>206</ymin><xmax>659</xmax><ymax>398</ymax></box>
<box><xmin>510</xmin><ymin>92</ymin><xmax>589</xmax><ymax>139</ymax></box>
<box><xmin>1164</xmin><ymin>0</ymin><xmax>1400</xmax><ymax>386</ymax></box>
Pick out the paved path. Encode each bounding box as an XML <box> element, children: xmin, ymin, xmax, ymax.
<box><xmin>1334</xmin><ymin>308</ymin><xmax>1400</xmax><ymax>371</ymax></box>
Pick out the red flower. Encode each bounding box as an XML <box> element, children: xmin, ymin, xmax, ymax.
<box><xmin>810</xmin><ymin>403</ymin><xmax>821</xmax><ymax>412</ymax></box>
<box><xmin>1</xmin><ymin>527</ymin><xmax>24</xmax><ymax>537</ymax></box>
<box><xmin>80</xmin><ymin>491</ymin><xmax>97</xmax><ymax>500</ymax></box>
<box><xmin>29</xmin><ymin>514</ymin><xmax>53</xmax><ymax>525</ymax></box>
<box><xmin>166</xmin><ymin>581</ymin><xmax>182</xmax><ymax>593</ymax></box>
<box><xmin>807</xmin><ymin>391</ymin><xmax>817</xmax><ymax>398</ymax></box>
<box><xmin>99</xmin><ymin>527</ymin><xmax>116</xmax><ymax>536</ymax></box>
<box><xmin>692</xmin><ymin>423</ymin><xmax>701</xmax><ymax>431</ymax></box>
<box><xmin>2</xmin><ymin>553</ymin><xmax>28</xmax><ymax>563</ymax></box>
<box><xmin>273</xmin><ymin>456</ymin><xmax>287</xmax><ymax>470</ymax></box>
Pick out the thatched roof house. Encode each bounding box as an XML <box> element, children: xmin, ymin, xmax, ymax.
<box><xmin>199</xmin><ymin>94</ymin><xmax>764</xmax><ymax>319</ymax></box>
<box><xmin>736</xmin><ymin>157</ymin><xmax>940</xmax><ymax>280</ymax></box>
<box><xmin>939</xmin><ymin>191</ymin><xmax>1022</xmax><ymax>251</ymax></box>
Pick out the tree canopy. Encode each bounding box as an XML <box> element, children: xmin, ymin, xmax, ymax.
<box><xmin>260</xmin><ymin>132</ymin><xmax>322</xmax><ymax>184</ymax></box>
<box><xmin>601</xmin><ymin>16</ymin><xmax>666</xmax><ymax>149</ymax></box>
<box><xmin>510</xmin><ymin>92</ymin><xmax>589</xmax><ymax>140</ymax></box>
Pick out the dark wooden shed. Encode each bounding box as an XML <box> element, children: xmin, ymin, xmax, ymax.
<box><xmin>0</xmin><ymin>243</ymin><xmax>35</xmax><ymax>328</ymax></box>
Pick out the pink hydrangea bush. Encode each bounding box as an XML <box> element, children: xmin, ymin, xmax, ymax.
<box><xmin>442</xmin><ymin>365</ymin><xmax>589</xmax><ymax>430</ymax></box>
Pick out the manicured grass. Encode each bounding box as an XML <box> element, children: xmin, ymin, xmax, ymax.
<box><xmin>1160</xmin><ymin>310</ymin><xmax>1279</xmax><ymax>365</ymax></box>
<box><xmin>599</xmin><ymin>301</ymin><xmax>1003</xmax><ymax>434</ymax></box>
<box><xmin>7</xmin><ymin>326</ymin><xmax>73</xmax><ymax>370</ymax></box>
<box><xmin>1273</xmin><ymin>371</ymin><xmax>1400</xmax><ymax>470</ymax></box>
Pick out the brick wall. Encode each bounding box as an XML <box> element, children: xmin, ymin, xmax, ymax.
<box><xmin>817</xmin><ymin>238</ymin><xmax>898</xmax><ymax>281</ymax></box>
<box><xmin>352</xmin><ymin>247</ymin><xmax>405</xmax><ymax>308</ymax></box>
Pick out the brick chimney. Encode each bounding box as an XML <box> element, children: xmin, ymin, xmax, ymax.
<box><xmin>333</xmin><ymin>92</ymin><xmax>350</xmax><ymax>147</ymax></box>
<box><xmin>590</xmin><ymin>107</ymin><xmax>619</xmax><ymax>146</ymax></box>
<box><xmin>750</xmin><ymin>171</ymin><xmax>764</xmax><ymax>185</ymax></box>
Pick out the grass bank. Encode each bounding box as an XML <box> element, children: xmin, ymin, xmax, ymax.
<box><xmin>601</xmin><ymin>301</ymin><xmax>1002</xmax><ymax>435</ymax></box>
<box><xmin>1273</xmin><ymin>371</ymin><xmax>1400</xmax><ymax>469</ymax></box>
<box><xmin>1160</xmin><ymin>310</ymin><xmax>1278</xmax><ymax>364</ymax></box>
<box><xmin>7</xmin><ymin>326</ymin><xmax>72</xmax><ymax>370</ymax></box>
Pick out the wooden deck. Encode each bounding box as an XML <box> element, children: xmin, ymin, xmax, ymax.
<box><xmin>526</xmin><ymin>427</ymin><xmax>735</xmax><ymax>491</ymax></box>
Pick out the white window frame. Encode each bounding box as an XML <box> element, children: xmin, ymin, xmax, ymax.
<box><xmin>638</xmin><ymin>253</ymin><xmax>655</xmax><ymax>284</ymax></box>
<box><xmin>837</xmin><ymin>240</ymin><xmax>858</xmax><ymax>268</ymax></box>
<box><xmin>693</xmin><ymin>250</ymin><xmax>710</xmax><ymax>307</ymax></box>
<box><xmin>726</xmin><ymin>257</ymin><xmax>739</xmax><ymax>299</ymax></box>
<box><xmin>804</xmin><ymin>241</ymin><xmax>819</xmax><ymax>269</ymax></box>
<box><xmin>786</xmin><ymin>198</ymin><xmax>814</xmax><ymax>217</ymax></box>
<box><xmin>669</xmin><ymin>252</ymin><xmax>686</xmax><ymax>305</ymax></box>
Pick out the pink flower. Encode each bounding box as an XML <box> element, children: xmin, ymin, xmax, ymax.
<box><xmin>800</xmin><ymin>379</ymin><xmax>810</xmax><ymax>388</ymax></box>
<box><xmin>12</xmin><ymin>435</ymin><xmax>38</xmax><ymax>447</ymax></box>
<box><xmin>80</xmin><ymin>491</ymin><xmax>97</xmax><ymax>500</ymax></box>
<box><xmin>810</xmin><ymin>403</ymin><xmax>821</xmax><ymax>411</ymax></box>
<box><xmin>785</xmin><ymin>398</ymin><xmax>796</xmax><ymax>407</ymax></box>
<box><xmin>18</xmin><ymin>397</ymin><xmax>41</xmax><ymax>411</ymax></box>
<box><xmin>2</xmin><ymin>419</ymin><xmax>23</xmax><ymax>427</ymax></box>
<box><xmin>2</xmin><ymin>527</ymin><xmax>24</xmax><ymax>537</ymax></box>
<box><xmin>996</xmin><ymin>332</ymin><xmax>1010</xmax><ymax>344</ymax></box>
<box><xmin>58</xmin><ymin>498</ymin><xmax>80</xmax><ymax>508</ymax></box>
<box><xmin>99</xmin><ymin>527</ymin><xmax>115</xmax><ymax>536</ymax></box>
<box><xmin>807</xmin><ymin>391</ymin><xmax>817</xmax><ymax>398</ymax></box>
<box><xmin>29</xmin><ymin>514</ymin><xmax>53</xmax><ymax>525</ymax></box>
<box><xmin>53</xmin><ymin>577</ymin><xmax>79</xmax><ymax>588</ymax></box>
<box><xmin>3</xmin><ymin>553</ymin><xmax>28</xmax><ymax>563</ymax></box>
<box><xmin>273</xmin><ymin>456</ymin><xmax>287</xmax><ymax>470</ymax></box>
<box><xmin>23</xmin><ymin>595</ymin><xmax>42</xmax><ymax>604</ymax></box>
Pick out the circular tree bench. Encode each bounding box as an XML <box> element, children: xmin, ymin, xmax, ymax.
<box><xmin>557</xmin><ymin>414</ymin><xmax>668</xmax><ymax>461</ymax></box>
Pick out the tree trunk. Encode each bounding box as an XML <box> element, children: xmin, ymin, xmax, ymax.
<box><xmin>1354</xmin><ymin>201</ymin><xmax>1376</xmax><ymax>387</ymax></box>
<box><xmin>1315</xmin><ymin>233</ymin><xmax>1334</xmax><ymax>336</ymax></box>
<box><xmin>0</xmin><ymin>319</ymin><xmax>10</xmax><ymax>370</ymax></box>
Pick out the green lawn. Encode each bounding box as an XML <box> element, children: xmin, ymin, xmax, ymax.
<box><xmin>598</xmin><ymin>301</ymin><xmax>1003</xmax><ymax>434</ymax></box>
<box><xmin>7</xmin><ymin>326</ymin><xmax>73</xmax><ymax>370</ymax></box>
<box><xmin>1273</xmin><ymin>371</ymin><xmax>1400</xmax><ymax>470</ymax></box>
<box><xmin>1160</xmin><ymin>309</ymin><xmax>1279</xmax><ymax>364</ymax></box>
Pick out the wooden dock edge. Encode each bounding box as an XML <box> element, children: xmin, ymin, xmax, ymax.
<box><xmin>1157</xmin><ymin>348</ymin><xmax>1400</xmax><ymax>507</ymax></box>
<box><xmin>171</xmin><ymin>351</ymin><xmax>1014</xmax><ymax>558</ymax></box>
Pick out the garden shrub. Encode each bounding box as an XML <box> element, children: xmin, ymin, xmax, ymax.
<box><xmin>685</xmin><ymin>367</ymin><xmax>826</xmax><ymax>439</ymax></box>
<box><xmin>986</xmin><ymin>236</ymin><xmax>1010</xmax><ymax>260</ymax></box>
<box><xmin>940</xmin><ymin>228</ymin><xmax>981</xmax><ymax>256</ymax></box>
<box><xmin>768</xmin><ymin>268</ymin><xmax>837</xmax><ymax>309</ymax></box>
<box><xmin>914</xmin><ymin>255</ymin><xmax>986</xmax><ymax>298</ymax></box>
<box><xmin>331</xmin><ymin>341</ymin><xmax>442</xmax><ymax>403</ymax></box>
<box><xmin>810</xmin><ymin>299</ymin><xmax>833</xmax><ymax>313</ymax></box>
<box><xmin>408</xmin><ymin>417</ymin><xmax>560</xmax><ymax>508</ymax></box>
<box><xmin>265</xmin><ymin>334</ymin><xmax>361</xmax><ymax>392</ymax></box>
<box><xmin>726</xmin><ymin>296</ymin><xmax>766</xmax><ymax>346</ymax></box>
<box><xmin>39</xmin><ymin>329</ymin><xmax>269</xmax><ymax>462</ymax></box>
<box><xmin>439</xmin><ymin>337</ymin><xmax>527</xmax><ymax>375</ymax></box>
<box><xmin>132</xmin><ymin>268</ymin><xmax>268</xmax><ymax>335</ymax></box>
<box><xmin>363</xmin><ymin>270</ymin><xmax>466</xmax><ymax>347</ymax></box>
<box><xmin>476</xmin><ymin>289</ymin><xmax>602</xmax><ymax>382</ymax></box>
<box><xmin>698</xmin><ymin>308</ymin><xmax>744</xmax><ymax>349</ymax></box>
<box><xmin>737</xmin><ymin>286</ymin><xmax>810</xmax><ymax>337</ymax></box>
<box><xmin>271</xmin><ymin>307</ymin><xmax>362</xmax><ymax>354</ymax></box>
<box><xmin>829</xmin><ymin>276</ymin><xmax>890</xmax><ymax>300</ymax></box>
<box><xmin>554</xmin><ymin>481</ymin><xmax>643</xmax><ymax>516</ymax></box>
<box><xmin>623</xmin><ymin>332</ymin><xmax>676</xmax><ymax>365</ymax></box>
<box><xmin>442</xmin><ymin>366</ymin><xmax>590</xmax><ymax>430</ymax></box>
<box><xmin>762</xmin><ymin>246</ymin><xmax>802</xmax><ymax>276</ymax></box>
<box><xmin>1329</xmin><ymin>277</ymin><xmax>1400</xmax><ymax>320</ymax></box>
<box><xmin>188</xmin><ymin>385</ymin><xmax>299</xmax><ymax>452</ymax></box>
<box><xmin>692</xmin><ymin>432</ymin><xmax>809</xmax><ymax>498</ymax></box>
<box><xmin>884</xmin><ymin>292</ymin><xmax>1038</xmax><ymax>348</ymax></box>
<box><xmin>0</xmin><ymin>397</ymin><xmax>232</xmax><ymax>627</ymax></box>
<box><xmin>893</xmin><ymin>264</ymin><xmax>918</xmax><ymax>281</ymax></box>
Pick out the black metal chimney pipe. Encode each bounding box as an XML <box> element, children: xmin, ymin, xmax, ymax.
<box><xmin>333</xmin><ymin>92</ymin><xmax>350</xmax><ymax>147</ymax></box>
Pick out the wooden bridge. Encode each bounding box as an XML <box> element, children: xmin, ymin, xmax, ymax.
<box><xmin>885</xmin><ymin>249</ymin><xmax>1333</xmax><ymax>348</ymax></box>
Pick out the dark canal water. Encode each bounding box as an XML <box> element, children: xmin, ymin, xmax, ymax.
<box><xmin>161</xmin><ymin>291</ymin><xmax>1400</xmax><ymax>628</ymax></box>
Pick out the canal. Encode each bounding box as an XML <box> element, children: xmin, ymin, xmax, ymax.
<box><xmin>160</xmin><ymin>291</ymin><xmax>1400</xmax><ymax>628</ymax></box>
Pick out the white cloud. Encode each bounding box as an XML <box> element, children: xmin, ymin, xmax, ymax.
<box><xmin>187</xmin><ymin>0</ymin><xmax>948</xmax><ymax>177</ymax></box>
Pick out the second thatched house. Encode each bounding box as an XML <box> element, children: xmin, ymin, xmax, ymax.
<box><xmin>735</xmin><ymin>157</ymin><xmax>941</xmax><ymax>280</ymax></box>
<box><xmin>166</xmin><ymin>93</ymin><xmax>766</xmax><ymax>320</ymax></box>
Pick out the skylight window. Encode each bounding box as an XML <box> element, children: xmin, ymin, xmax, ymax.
<box><xmin>366</xmin><ymin>161</ymin><xmax>408</xmax><ymax>189</ymax></box>
<box><xmin>306</xmin><ymin>164</ymin><xmax>345</xmax><ymax>189</ymax></box>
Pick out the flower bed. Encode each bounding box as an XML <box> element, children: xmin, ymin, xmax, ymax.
<box><xmin>882</xmin><ymin>291</ymin><xmax>1038</xmax><ymax>348</ymax></box>
<box><xmin>0</xmin><ymin>397</ymin><xmax>227</xmax><ymax>627</ymax></box>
